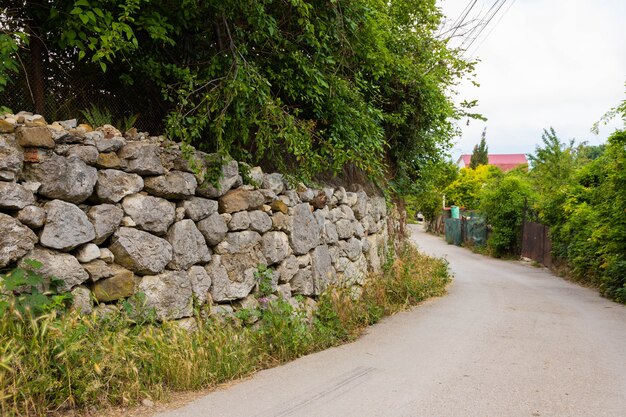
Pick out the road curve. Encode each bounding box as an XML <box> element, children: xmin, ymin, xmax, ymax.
<box><xmin>156</xmin><ymin>224</ymin><xmax>626</xmax><ymax>417</ymax></box>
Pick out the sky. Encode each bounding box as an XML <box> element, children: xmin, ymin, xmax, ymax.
<box><xmin>438</xmin><ymin>0</ymin><xmax>626</xmax><ymax>160</ymax></box>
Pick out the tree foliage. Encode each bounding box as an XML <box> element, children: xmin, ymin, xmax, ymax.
<box><xmin>1</xmin><ymin>0</ymin><xmax>475</xmax><ymax>188</ymax></box>
<box><xmin>469</xmin><ymin>127</ymin><xmax>488</xmax><ymax>169</ymax></box>
<box><xmin>444</xmin><ymin>164</ymin><xmax>502</xmax><ymax>210</ymax></box>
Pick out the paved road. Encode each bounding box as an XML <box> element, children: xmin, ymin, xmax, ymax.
<box><xmin>157</xmin><ymin>224</ymin><xmax>626</xmax><ymax>417</ymax></box>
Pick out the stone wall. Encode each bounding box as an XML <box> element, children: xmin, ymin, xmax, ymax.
<box><xmin>0</xmin><ymin>112</ymin><xmax>389</xmax><ymax>320</ymax></box>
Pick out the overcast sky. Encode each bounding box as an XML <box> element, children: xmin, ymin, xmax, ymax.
<box><xmin>438</xmin><ymin>0</ymin><xmax>626</xmax><ymax>160</ymax></box>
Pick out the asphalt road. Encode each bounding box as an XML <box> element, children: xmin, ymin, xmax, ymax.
<box><xmin>157</xmin><ymin>224</ymin><xmax>626</xmax><ymax>417</ymax></box>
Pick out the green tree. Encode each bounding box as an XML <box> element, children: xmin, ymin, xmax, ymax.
<box><xmin>444</xmin><ymin>164</ymin><xmax>502</xmax><ymax>210</ymax></box>
<box><xmin>469</xmin><ymin>128</ymin><xmax>488</xmax><ymax>169</ymax></box>
<box><xmin>1</xmin><ymin>0</ymin><xmax>475</xmax><ymax>189</ymax></box>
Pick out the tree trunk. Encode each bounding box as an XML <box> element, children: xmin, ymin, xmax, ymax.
<box><xmin>29</xmin><ymin>31</ymin><xmax>46</xmax><ymax>116</ymax></box>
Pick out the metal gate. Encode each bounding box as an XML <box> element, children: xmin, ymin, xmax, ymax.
<box><xmin>521</xmin><ymin>221</ymin><xmax>552</xmax><ymax>267</ymax></box>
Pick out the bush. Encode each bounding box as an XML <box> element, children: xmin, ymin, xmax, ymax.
<box><xmin>479</xmin><ymin>171</ymin><xmax>535</xmax><ymax>257</ymax></box>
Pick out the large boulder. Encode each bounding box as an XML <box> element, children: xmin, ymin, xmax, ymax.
<box><xmin>277</xmin><ymin>255</ymin><xmax>299</xmax><ymax>283</ymax></box>
<box><xmin>166</xmin><ymin>220</ymin><xmax>211</xmax><ymax>270</ymax></box>
<box><xmin>95</xmin><ymin>169</ymin><xmax>144</xmax><ymax>203</ymax></box>
<box><xmin>289</xmin><ymin>203</ymin><xmax>321</xmax><ymax>255</ymax></box>
<box><xmin>21</xmin><ymin>154</ymin><xmax>97</xmax><ymax>203</ymax></box>
<box><xmin>19</xmin><ymin>247</ymin><xmax>88</xmax><ymax>292</ymax></box>
<box><xmin>109</xmin><ymin>227</ymin><xmax>173</xmax><ymax>275</ymax></box>
<box><xmin>352</xmin><ymin>191</ymin><xmax>369</xmax><ymax>220</ymax></box>
<box><xmin>339</xmin><ymin>237</ymin><xmax>362</xmax><ymax>261</ymax></box>
<box><xmin>40</xmin><ymin>200</ymin><xmax>95</xmax><ymax>251</ymax></box>
<box><xmin>118</xmin><ymin>141</ymin><xmax>165</xmax><ymax>175</ymax></box>
<box><xmin>121</xmin><ymin>193</ymin><xmax>175</xmax><ymax>235</ymax></box>
<box><xmin>197</xmin><ymin>212</ymin><xmax>228</xmax><ymax>246</ymax></box>
<box><xmin>206</xmin><ymin>255</ymin><xmax>257</xmax><ymax>302</ymax></box>
<box><xmin>144</xmin><ymin>171</ymin><xmax>197</xmax><ymax>199</ymax></box>
<box><xmin>228</xmin><ymin>211</ymin><xmax>250</xmax><ymax>231</ymax></box>
<box><xmin>87</xmin><ymin>204</ymin><xmax>124</xmax><ymax>244</ymax></box>
<box><xmin>0</xmin><ymin>214</ymin><xmax>37</xmax><ymax>267</ymax></box>
<box><xmin>180</xmin><ymin>197</ymin><xmax>218</xmax><ymax>222</ymax></box>
<box><xmin>218</xmin><ymin>188</ymin><xmax>264</xmax><ymax>213</ymax></box>
<box><xmin>0</xmin><ymin>182</ymin><xmax>35</xmax><ymax>210</ymax></box>
<box><xmin>16</xmin><ymin>205</ymin><xmax>46</xmax><ymax>229</ymax></box>
<box><xmin>261</xmin><ymin>231</ymin><xmax>291</xmax><ymax>265</ymax></box>
<box><xmin>0</xmin><ymin>135</ymin><xmax>23</xmax><ymax>181</ymax></box>
<box><xmin>138</xmin><ymin>271</ymin><xmax>193</xmax><ymax>320</ymax></box>
<box><xmin>262</xmin><ymin>173</ymin><xmax>284</xmax><ymax>194</ymax></box>
<box><xmin>290</xmin><ymin>267</ymin><xmax>314</xmax><ymax>296</ymax></box>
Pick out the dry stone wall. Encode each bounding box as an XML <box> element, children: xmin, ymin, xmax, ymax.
<box><xmin>0</xmin><ymin>111</ymin><xmax>389</xmax><ymax>320</ymax></box>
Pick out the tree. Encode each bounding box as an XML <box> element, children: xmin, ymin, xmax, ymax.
<box><xmin>1</xmin><ymin>0</ymin><xmax>475</xmax><ymax>189</ymax></box>
<box><xmin>444</xmin><ymin>164</ymin><xmax>502</xmax><ymax>210</ymax></box>
<box><xmin>469</xmin><ymin>128</ymin><xmax>489</xmax><ymax>168</ymax></box>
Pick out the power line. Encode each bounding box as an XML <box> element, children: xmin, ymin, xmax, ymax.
<box><xmin>439</xmin><ymin>0</ymin><xmax>478</xmax><ymax>41</ymax></box>
<box><xmin>458</xmin><ymin>0</ymin><xmax>505</xmax><ymax>52</ymax></box>
<box><xmin>467</xmin><ymin>0</ymin><xmax>517</xmax><ymax>58</ymax></box>
<box><xmin>463</xmin><ymin>0</ymin><xmax>509</xmax><ymax>54</ymax></box>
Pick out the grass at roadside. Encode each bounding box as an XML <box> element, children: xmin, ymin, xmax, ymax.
<box><xmin>0</xmin><ymin>243</ymin><xmax>450</xmax><ymax>417</ymax></box>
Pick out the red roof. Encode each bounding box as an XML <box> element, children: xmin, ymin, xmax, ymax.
<box><xmin>457</xmin><ymin>154</ymin><xmax>527</xmax><ymax>172</ymax></box>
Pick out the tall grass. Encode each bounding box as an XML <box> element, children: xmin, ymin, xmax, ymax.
<box><xmin>0</xmin><ymin>243</ymin><xmax>450</xmax><ymax>416</ymax></box>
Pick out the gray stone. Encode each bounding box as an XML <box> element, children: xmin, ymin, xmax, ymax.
<box><xmin>207</xmin><ymin>255</ymin><xmax>257</xmax><ymax>302</ymax></box>
<box><xmin>99</xmin><ymin>248</ymin><xmax>115</xmax><ymax>263</ymax></box>
<box><xmin>75</xmin><ymin>243</ymin><xmax>100</xmax><ymax>263</ymax></box>
<box><xmin>290</xmin><ymin>267</ymin><xmax>314</xmax><ymax>296</ymax></box>
<box><xmin>174</xmin><ymin>318</ymin><xmax>198</xmax><ymax>332</ymax></box>
<box><xmin>334</xmin><ymin>187</ymin><xmax>347</xmax><ymax>205</ymax></box>
<box><xmin>196</xmin><ymin>159</ymin><xmax>239</xmax><ymax>198</ymax></box>
<box><xmin>353</xmin><ymin>191</ymin><xmax>369</xmax><ymax>220</ymax></box>
<box><xmin>277</xmin><ymin>283</ymin><xmax>292</xmax><ymax>299</ymax></box>
<box><xmin>272</xmin><ymin>212</ymin><xmax>292</xmax><ymax>232</ymax></box>
<box><xmin>189</xmin><ymin>265</ymin><xmax>212</xmax><ymax>304</ymax></box>
<box><xmin>261</xmin><ymin>231</ymin><xmax>291</xmax><ymax>265</ymax></box>
<box><xmin>0</xmin><ymin>182</ymin><xmax>35</xmax><ymax>209</ymax></box>
<box><xmin>339</xmin><ymin>237</ymin><xmax>362</xmax><ymax>261</ymax></box>
<box><xmin>138</xmin><ymin>271</ymin><xmax>193</xmax><ymax>320</ymax></box>
<box><xmin>277</xmin><ymin>255</ymin><xmax>299</xmax><ymax>283</ymax></box>
<box><xmin>19</xmin><ymin>247</ymin><xmax>88</xmax><ymax>292</ymax></box>
<box><xmin>0</xmin><ymin>214</ymin><xmax>38</xmax><ymax>268</ymax></box>
<box><xmin>121</xmin><ymin>216</ymin><xmax>136</xmax><ymax>227</ymax></box>
<box><xmin>289</xmin><ymin>203</ymin><xmax>321</xmax><ymax>255</ymax></box>
<box><xmin>67</xmin><ymin>145</ymin><xmax>99</xmax><ymax>165</ymax></box>
<box><xmin>282</xmin><ymin>190</ymin><xmax>301</xmax><ymax>206</ymax></box>
<box><xmin>40</xmin><ymin>200</ymin><xmax>95</xmax><ymax>251</ymax></box>
<box><xmin>21</xmin><ymin>181</ymin><xmax>41</xmax><ymax>193</ymax></box>
<box><xmin>70</xmin><ymin>286</ymin><xmax>93</xmax><ymax>314</ymax></box>
<box><xmin>297</xmin><ymin>187</ymin><xmax>316</xmax><ymax>202</ymax></box>
<box><xmin>93</xmin><ymin>266</ymin><xmax>135</xmax><ymax>302</ymax></box>
<box><xmin>180</xmin><ymin>197</ymin><xmax>218</xmax><ymax>221</ymax></box>
<box><xmin>109</xmin><ymin>227</ymin><xmax>173</xmax><ymax>275</ymax></box>
<box><xmin>16</xmin><ymin>205</ymin><xmax>46</xmax><ymax>229</ymax></box>
<box><xmin>94</xmin><ymin>134</ymin><xmax>126</xmax><ymax>153</ymax></box>
<box><xmin>339</xmin><ymin>204</ymin><xmax>356</xmax><ymax>221</ymax></box>
<box><xmin>248</xmin><ymin>210</ymin><xmax>272</xmax><ymax>233</ymax></box>
<box><xmin>262</xmin><ymin>173</ymin><xmax>284</xmax><ymax>194</ymax></box>
<box><xmin>82</xmin><ymin>259</ymin><xmax>114</xmax><ymax>282</ymax></box>
<box><xmin>95</xmin><ymin>152</ymin><xmax>122</xmax><ymax>169</ymax></box>
<box><xmin>335</xmin><ymin>219</ymin><xmax>355</xmax><ymax>239</ymax></box>
<box><xmin>58</xmin><ymin>119</ymin><xmax>77</xmax><ymax>130</ymax></box>
<box><xmin>95</xmin><ymin>169</ymin><xmax>144</xmax><ymax>203</ymax></box>
<box><xmin>366</xmin><ymin>235</ymin><xmax>383</xmax><ymax>273</ymax></box>
<box><xmin>310</xmin><ymin>245</ymin><xmax>336</xmax><ymax>294</ymax></box>
<box><xmin>87</xmin><ymin>204</ymin><xmax>124</xmax><ymax>244</ymax></box>
<box><xmin>175</xmin><ymin>206</ymin><xmax>185</xmax><ymax>221</ymax></box>
<box><xmin>354</xmin><ymin>221</ymin><xmax>366</xmax><ymax>238</ymax></box>
<box><xmin>369</xmin><ymin>196</ymin><xmax>386</xmax><ymax>221</ymax></box>
<box><xmin>144</xmin><ymin>171</ymin><xmax>197</xmax><ymax>199</ymax></box>
<box><xmin>197</xmin><ymin>213</ymin><xmax>228</xmax><ymax>246</ymax></box>
<box><xmin>321</xmin><ymin>221</ymin><xmax>339</xmax><ymax>244</ymax></box>
<box><xmin>16</xmin><ymin>126</ymin><xmax>54</xmax><ymax>148</ymax></box>
<box><xmin>345</xmin><ymin>192</ymin><xmax>358</xmax><ymax>207</ymax></box>
<box><xmin>218</xmin><ymin>188</ymin><xmax>264</xmax><ymax>213</ymax></box>
<box><xmin>166</xmin><ymin>220</ymin><xmax>211</xmax><ymax>270</ymax></box>
<box><xmin>22</xmin><ymin>154</ymin><xmax>97</xmax><ymax>203</ymax></box>
<box><xmin>228</xmin><ymin>211</ymin><xmax>250</xmax><ymax>231</ymax></box>
<box><xmin>249</xmin><ymin>166</ymin><xmax>264</xmax><ymax>186</ymax></box>
<box><xmin>214</xmin><ymin>231</ymin><xmax>261</xmax><ymax>255</ymax></box>
<box><xmin>118</xmin><ymin>141</ymin><xmax>165</xmax><ymax>175</ymax></box>
<box><xmin>122</xmin><ymin>194</ymin><xmax>175</xmax><ymax>235</ymax></box>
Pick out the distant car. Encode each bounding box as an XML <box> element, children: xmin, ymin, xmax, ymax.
<box><xmin>416</xmin><ymin>212</ymin><xmax>424</xmax><ymax>222</ymax></box>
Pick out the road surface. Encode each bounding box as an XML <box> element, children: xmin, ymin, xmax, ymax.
<box><xmin>157</xmin><ymin>224</ymin><xmax>626</xmax><ymax>417</ymax></box>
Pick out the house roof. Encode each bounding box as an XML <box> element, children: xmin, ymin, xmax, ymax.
<box><xmin>456</xmin><ymin>154</ymin><xmax>528</xmax><ymax>172</ymax></box>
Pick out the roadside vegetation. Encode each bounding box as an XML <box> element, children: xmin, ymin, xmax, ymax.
<box><xmin>0</xmin><ymin>243</ymin><xmax>450</xmax><ymax>417</ymax></box>
<box><xmin>414</xmin><ymin>96</ymin><xmax>626</xmax><ymax>303</ymax></box>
